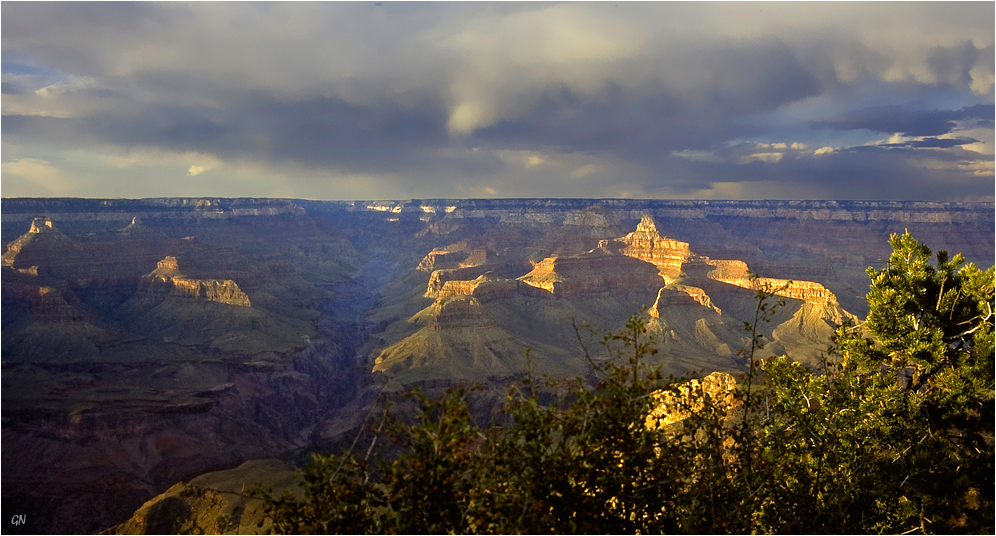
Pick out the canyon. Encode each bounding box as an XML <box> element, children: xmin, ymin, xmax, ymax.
<box><xmin>1</xmin><ymin>198</ymin><xmax>992</xmax><ymax>534</ymax></box>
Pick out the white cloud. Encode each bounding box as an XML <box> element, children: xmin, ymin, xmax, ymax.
<box><xmin>958</xmin><ymin>160</ymin><xmax>995</xmax><ymax>176</ymax></box>
<box><xmin>791</xmin><ymin>142</ymin><xmax>809</xmax><ymax>150</ymax></box>
<box><xmin>447</xmin><ymin>102</ymin><xmax>489</xmax><ymax>136</ymax></box>
<box><xmin>525</xmin><ymin>154</ymin><xmax>546</xmax><ymax>167</ymax></box>
<box><xmin>814</xmin><ymin>146</ymin><xmax>836</xmax><ymax>156</ymax></box>
<box><xmin>969</xmin><ymin>63</ymin><xmax>995</xmax><ymax>95</ymax></box>
<box><xmin>34</xmin><ymin>76</ymin><xmax>97</xmax><ymax>97</ymax></box>
<box><xmin>886</xmin><ymin>132</ymin><xmax>907</xmax><ymax>144</ymax></box>
<box><xmin>187</xmin><ymin>165</ymin><xmax>212</xmax><ymax>176</ymax></box>
<box><xmin>739</xmin><ymin>152</ymin><xmax>783</xmax><ymax>164</ymax></box>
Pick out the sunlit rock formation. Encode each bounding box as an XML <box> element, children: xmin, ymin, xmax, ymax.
<box><xmin>417</xmin><ymin>242</ymin><xmax>492</xmax><ymax>273</ymax></box>
<box><xmin>607</xmin><ymin>215</ymin><xmax>691</xmax><ymax>284</ymax></box>
<box><xmin>646</xmin><ymin>372</ymin><xmax>739</xmax><ymax>429</ymax></box>
<box><xmin>517</xmin><ymin>247</ymin><xmax>664</xmax><ymax>297</ymax></box>
<box><xmin>704</xmin><ymin>258</ymin><xmax>839</xmax><ymax>306</ymax></box>
<box><xmin>650</xmin><ymin>285</ymin><xmax>722</xmax><ymax>315</ymax></box>
<box><xmin>1</xmin><ymin>217</ymin><xmax>67</xmax><ymax>272</ymax></box>
<box><xmin>425</xmin><ymin>266</ymin><xmax>492</xmax><ymax>297</ymax></box>
<box><xmin>143</xmin><ymin>256</ymin><xmax>252</xmax><ymax>307</ymax></box>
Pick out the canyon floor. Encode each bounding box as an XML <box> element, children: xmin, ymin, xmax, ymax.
<box><xmin>2</xmin><ymin>198</ymin><xmax>992</xmax><ymax>534</ymax></box>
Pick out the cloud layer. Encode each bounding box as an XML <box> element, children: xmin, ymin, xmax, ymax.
<box><xmin>2</xmin><ymin>2</ymin><xmax>993</xmax><ymax>200</ymax></box>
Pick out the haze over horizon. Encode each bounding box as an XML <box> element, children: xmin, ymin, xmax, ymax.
<box><xmin>2</xmin><ymin>2</ymin><xmax>993</xmax><ymax>201</ymax></box>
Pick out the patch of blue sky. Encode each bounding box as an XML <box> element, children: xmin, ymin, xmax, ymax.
<box><xmin>1</xmin><ymin>54</ymin><xmax>73</xmax><ymax>91</ymax></box>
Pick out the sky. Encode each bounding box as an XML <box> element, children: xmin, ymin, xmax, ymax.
<box><xmin>1</xmin><ymin>1</ymin><xmax>993</xmax><ymax>201</ymax></box>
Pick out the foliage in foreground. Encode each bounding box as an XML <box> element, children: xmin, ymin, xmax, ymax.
<box><xmin>257</xmin><ymin>232</ymin><xmax>994</xmax><ymax>534</ymax></box>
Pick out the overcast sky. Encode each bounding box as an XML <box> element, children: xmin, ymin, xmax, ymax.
<box><xmin>2</xmin><ymin>2</ymin><xmax>993</xmax><ymax>200</ymax></box>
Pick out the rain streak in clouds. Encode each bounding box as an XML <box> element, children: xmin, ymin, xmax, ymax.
<box><xmin>1</xmin><ymin>2</ymin><xmax>993</xmax><ymax>200</ymax></box>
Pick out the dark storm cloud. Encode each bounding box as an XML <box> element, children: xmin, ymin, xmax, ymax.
<box><xmin>472</xmin><ymin>38</ymin><xmax>822</xmax><ymax>159</ymax></box>
<box><xmin>3</xmin><ymin>92</ymin><xmax>476</xmax><ymax>175</ymax></box>
<box><xmin>816</xmin><ymin>104</ymin><xmax>995</xmax><ymax>137</ymax></box>
<box><xmin>926</xmin><ymin>41</ymin><xmax>989</xmax><ymax>88</ymax></box>
<box><xmin>1</xmin><ymin>2</ymin><xmax>993</xmax><ymax>199</ymax></box>
<box><xmin>904</xmin><ymin>137</ymin><xmax>981</xmax><ymax>149</ymax></box>
<box><xmin>649</xmin><ymin>144</ymin><xmax>993</xmax><ymax>200</ymax></box>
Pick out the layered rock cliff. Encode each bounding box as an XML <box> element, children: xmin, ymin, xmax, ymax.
<box><xmin>369</xmin><ymin>212</ymin><xmax>868</xmax><ymax>384</ymax></box>
<box><xmin>608</xmin><ymin>214</ymin><xmax>691</xmax><ymax>284</ymax></box>
<box><xmin>517</xmin><ymin>248</ymin><xmax>665</xmax><ymax>298</ymax></box>
<box><xmin>143</xmin><ymin>256</ymin><xmax>252</xmax><ymax>307</ymax></box>
<box><xmin>704</xmin><ymin>258</ymin><xmax>839</xmax><ymax>306</ymax></box>
<box><xmin>650</xmin><ymin>285</ymin><xmax>721</xmax><ymax>315</ymax></box>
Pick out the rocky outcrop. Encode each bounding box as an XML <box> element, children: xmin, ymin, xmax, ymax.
<box><xmin>650</xmin><ymin>285</ymin><xmax>721</xmax><ymax>315</ymax></box>
<box><xmin>704</xmin><ymin>258</ymin><xmax>839</xmax><ymax>306</ymax></box>
<box><xmin>435</xmin><ymin>275</ymin><xmax>545</xmax><ymax>303</ymax></box>
<box><xmin>111</xmin><ymin>459</ymin><xmax>303</xmax><ymax>535</ymax></box>
<box><xmin>436</xmin><ymin>277</ymin><xmax>487</xmax><ymax>298</ymax></box>
<box><xmin>562</xmin><ymin>207</ymin><xmax>618</xmax><ymax>228</ymax></box>
<box><xmin>645</xmin><ymin>286</ymin><xmax>748</xmax><ymax>364</ymax></box>
<box><xmin>518</xmin><ymin>248</ymin><xmax>664</xmax><ymax>298</ymax></box>
<box><xmin>425</xmin><ymin>266</ymin><xmax>493</xmax><ymax>297</ymax></box>
<box><xmin>418</xmin><ymin>248</ymin><xmax>470</xmax><ymax>272</ymax></box>
<box><xmin>417</xmin><ymin>243</ymin><xmax>492</xmax><ymax>273</ymax></box>
<box><xmin>2</xmin><ymin>217</ymin><xmax>68</xmax><ymax>269</ymax></box>
<box><xmin>423</xmin><ymin>295</ymin><xmax>493</xmax><ymax>329</ymax></box>
<box><xmin>143</xmin><ymin>257</ymin><xmax>252</xmax><ymax>307</ymax></box>
<box><xmin>372</xmin><ymin>295</ymin><xmax>535</xmax><ymax>381</ymax></box>
<box><xmin>117</xmin><ymin>216</ymin><xmax>165</xmax><ymax>239</ymax></box>
<box><xmin>606</xmin><ymin>215</ymin><xmax>691</xmax><ymax>284</ymax></box>
<box><xmin>0</xmin><ymin>208</ymin><xmax>359</xmax><ymax>534</ymax></box>
<box><xmin>647</xmin><ymin>372</ymin><xmax>739</xmax><ymax>429</ymax></box>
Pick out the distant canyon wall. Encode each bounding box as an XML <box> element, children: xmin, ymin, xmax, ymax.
<box><xmin>3</xmin><ymin>198</ymin><xmax>991</xmax><ymax>226</ymax></box>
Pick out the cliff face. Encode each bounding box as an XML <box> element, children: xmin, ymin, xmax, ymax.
<box><xmin>425</xmin><ymin>266</ymin><xmax>493</xmax><ymax>297</ymax></box>
<box><xmin>416</xmin><ymin>242</ymin><xmax>493</xmax><ymax>273</ymax></box>
<box><xmin>518</xmin><ymin>249</ymin><xmax>665</xmax><ymax>298</ymax></box>
<box><xmin>704</xmin><ymin>258</ymin><xmax>839</xmax><ymax>306</ymax></box>
<box><xmin>609</xmin><ymin>215</ymin><xmax>691</xmax><ymax>284</ymax></box>
<box><xmin>372</xmin><ymin>212</ymin><xmax>870</xmax><ymax>385</ymax></box>
<box><xmin>2</xmin><ymin>217</ymin><xmax>69</xmax><ymax>272</ymax></box>
<box><xmin>650</xmin><ymin>286</ymin><xmax>721</xmax><ymax>315</ymax></box>
<box><xmin>143</xmin><ymin>256</ymin><xmax>252</xmax><ymax>307</ymax></box>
